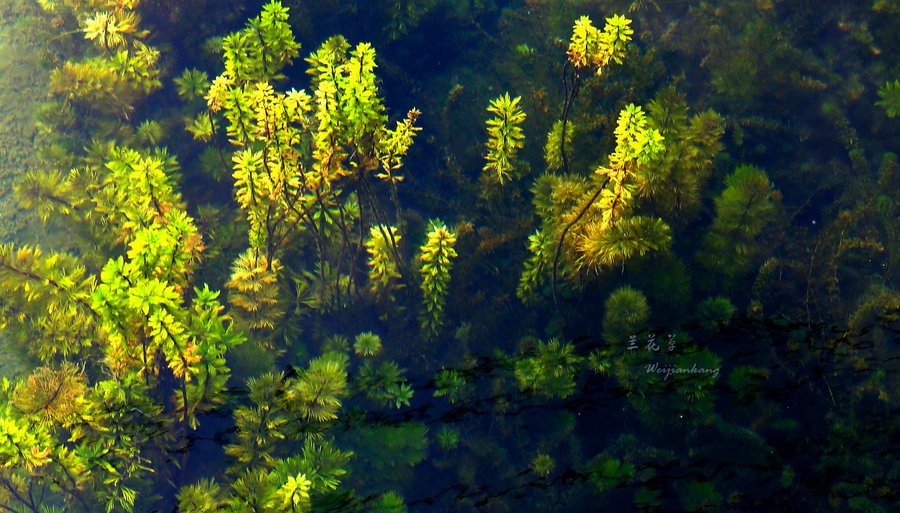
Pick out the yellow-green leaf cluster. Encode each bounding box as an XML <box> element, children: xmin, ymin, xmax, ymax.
<box><xmin>483</xmin><ymin>93</ymin><xmax>526</xmax><ymax>184</ymax></box>
<box><xmin>366</xmin><ymin>225</ymin><xmax>402</xmax><ymax>295</ymax></box>
<box><xmin>220</xmin><ymin>0</ymin><xmax>300</xmax><ymax>83</ymax></box>
<box><xmin>544</xmin><ymin>119</ymin><xmax>574</xmax><ymax>172</ymax></box>
<box><xmin>226</xmin><ymin>249</ymin><xmax>287</xmax><ymax>333</ymax></box>
<box><xmin>595</xmin><ymin>104</ymin><xmax>664</xmax><ymax>232</ymax></box>
<box><xmin>0</xmin><ymin>244</ymin><xmax>98</xmax><ymax>360</ymax></box>
<box><xmin>419</xmin><ymin>220</ymin><xmax>458</xmax><ymax>337</ymax></box>
<box><xmin>47</xmin><ymin>0</ymin><xmax>160</xmax><ymax>114</ymax></box>
<box><xmin>567</xmin><ymin>14</ymin><xmax>633</xmax><ymax>75</ymax></box>
<box><xmin>377</xmin><ymin>108</ymin><xmax>422</xmax><ymax>183</ymax></box>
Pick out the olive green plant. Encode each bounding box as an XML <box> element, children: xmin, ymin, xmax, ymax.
<box><xmin>366</xmin><ymin>225</ymin><xmax>402</xmax><ymax>296</ymax></box>
<box><xmin>697</xmin><ymin>165</ymin><xmax>779</xmax><ymax>279</ymax></box>
<box><xmin>557</xmin><ymin>14</ymin><xmax>633</xmax><ymax>173</ymax></box>
<box><xmin>602</xmin><ymin>285</ymin><xmax>651</xmax><ymax>346</ymax></box>
<box><xmin>483</xmin><ymin>93</ymin><xmax>527</xmax><ymax>185</ymax></box>
<box><xmin>0</xmin><ymin>145</ymin><xmax>243</xmax><ymax>512</ymax></box>
<box><xmin>519</xmin><ymin>103</ymin><xmax>667</xmax><ymax>309</ymax></box>
<box><xmin>202</xmin><ymin>1</ymin><xmax>421</xmax><ymax>314</ymax></box>
<box><xmin>638</xmin><ymin>87</ymin><xmax>725</xmax><ymax>222</ymax></box>
<box><xmin>876</xmin><ymin>79</ymin><xmax>900</xmax><ymax>118</ymax></box>
<box><xmin>514</xmin><ymin>338</ymin><xmax>583</xmax><ymax>399</ymax></box>
<box><xmin>43</xmin><ymin>0</ymin><xmax>161</xmax><ymax>116</ymax></box>
<box><xmin>418</xmin><ymin>219</ymin><xmax>459</xmax><ymax>338</ymax></box>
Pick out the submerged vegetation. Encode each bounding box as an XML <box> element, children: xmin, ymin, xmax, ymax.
<box><xmin>0</xmin><ymin>0</ymin><xmax>897</xmax><ymax>512</ymax></box>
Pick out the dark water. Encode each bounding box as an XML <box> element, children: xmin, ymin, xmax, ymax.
<box><xmin>0</xmin><ymin>1</ymin><xmax>897</xmax><ymax>512</ymax></box>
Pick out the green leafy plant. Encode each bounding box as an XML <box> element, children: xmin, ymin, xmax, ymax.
<box><xmin>203</xmin><ymin>2</ymin><xmax>421</xmax><ymax>309</ymax></box>
<box><xmin>531</xmin><ymin>453</ymin><xmax>556</xmax><ymax>477</ymax></box>
<box><xmin>433</xmin><ymin>368</ymin><xmax>468</xmax><ymax>403</ymax></box>
<box><xmin>354</xmin><ymin>331</ymin><xmax>384</xmax><ymax>357</ymax></box>
<box><xmin>515</xmin><ymin>339</ymin><xmax>583</xmax><ymax>399</ymax></box>
<box><xmin>366</xmin><ymin>225</ymin><xmax>402</xmax><ymax>295</ymax></box>
<box><xmin>544</xmin><ymin>119</ymin><xmax>574</xmax><ymax>172</ymax></box>
<box><xmin>696</xmin><ymin>296</ymin><xmax>737</xmax><ymax>331</ymax></box>
<box><xmin>174</xmin><ymin>68</ymin><xmax>210</xmax><ymax>100</ymax></box>
<box><xmin>876</xmin><ymin>79</ymin><xmax>900</xmax><ymax>118</ymax></box>
<box><xmin>435</xmin><ymin>425</ymin><xmax>460</xmax><ymax>451</ymax></box>
<box><xmin>603</xmin><ymin>286</ymin><xmax>650</xmax><ymax>345</ymax></box>
<box><xmin>483</xmin><ymin>93</ymin><xmax>526</xmax><ymax>185</ymax></box>
<box><xmin>419</xmin><ymin>220</ymin><xmax>458</xmax><ymax>337</ymax></box>
<box><xmin>698</xmin><ymin>165</ymin><xmax>779</xmax><ymax>278</ymax></box>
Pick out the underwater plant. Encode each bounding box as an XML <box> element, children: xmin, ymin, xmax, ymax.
<box><xmin>602</xmin><ymin>286</ymin><xmax>651</xmax><ymax>345</ymax></box>
<box><xmin>697</xmin><ymin>165</ymin><xmax>779</xmax><ymax>279</ymax></box>
<box><xmin>544</xmin><ymin>119</ymin><xmax>574</xmax><ymax>172</ymax></box>
<box><xmin>42</xmin><ymin>0</ymin><xmax>161</xmax><ymax>116</ymax></box>
<box><xmin>876</xmin><ymin>79</ymin><xmax>900</xmax><ymax>118</ymax></box>
<box><xmin>557</xmin><ymin>14</ymin><xmax>633</xmax><ymax>172</ymax></box>
<box><xmin>531</xmin><ymin>453</ymin><xmax>556</xmax><ymax>477</ymax></box>
<box><xmin>353</xmin><ymin>331</ymin><xmax>384</xmax><ymax>357</ymax></box>
<box><xmin>366</xmin><ymin>225</ymin><xmax>402</xmax><ymax>296</ymax></box>
<box><xmin>419</xmin><ymin>219</ymin><xmax>458</xmax><ymax>338</ymax></box>
<box><xmin>639</xmin><ymin>87</ymin><xmax>725</xmax><ymax>222</ymax></box>
<box><xmin>200</xmin><ymin>1</ymin><xmax>422</xmax><ymax>313</ymax></box>
<box><xmin>0</xmin><ymin>141</ymin><xmax>244</xmax><ymax>511</ymax></box>
<box><xmin>519</xmin><ymin>102</ymin><xmax>667</xmax><ymax>311</ymax></box>
<box><xmin>433</xmin><ymin>368</ymin><xmax>469</xmax><ymax>404</ymax></box>
<box><xmin>696</xmin><ymin>296</ymin><xmax>737</xmax><ymax>332</ymax></box>
<box><xmin>435</xmin><ymin>424</ymin><xmax>461</xmax><ymax>451</ymax></box>
<box><xmin>174</xmin><ymin>68</ymin><xmax>210</xmax><ymax>101</ymax></box>
<box><xmin>226</xmin><ymin>249</ymin><xmax>287</xmax><ymax>337</ymax></box>
<box><xmin>514</xmin><ymin>338</ymin><xmax>583</xmax><ymax>399</ymax></box>
<box><xmin>135</xmin><ymin>119</ymin><xmax>164</xmax><ymax>147</ymax></box>
<box><xmin>483</xmin><ymin>92</ymin><xmax>527</xmax><ymax>185</ymax></box>
<box><xmin>356</xmin><ymin>360</ymin><xmax>414</xmax><ymax>410</ymax></box>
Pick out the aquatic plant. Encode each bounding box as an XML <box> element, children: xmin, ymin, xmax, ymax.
<box><xmin>369</xmin><ymin>490</ymin><xmax>409</xmax><ymax>513</ymax></box>
<box><xmin>602</xmin><ymin>286</ymin><xmax>650</xmax><ymax>345</ymax></box>
<box><xmin>517</xmin><ymin>101</ymin><xmax>669</xmax><ymax>311</ymax></box>
<box><xmin>344</xmin><ymin>422</ymin><xmax>428</xmax><ymax>489</ymax></box>
<box><xmin>187</xmin><ymin>437</ymin><xmax>351</xmax><ymax>512</ymax></box>
<box><xmin>135</xmin><ymin>118</ymin><xmax>164</xmax><ymax>147</ymax></box>
<box><xmin>555</xmin><ymin>14</ymin><xmax>633</xmax><ymax>173</ymax></box>
<box><xmin>680</xmin><ymin>480</ymin><xmax>722</xmax><ymax>511</ymax></box>
<box><xmin>876</xmin><ymin>79</ymin><xmax>900</xmax><ymax>118</ymax></box>
<box><xmin>727</xmin><ymin>365</ymin><xmax>769</xmax><ymax>403</ymax></box>
<box><xmin>433</xmin><ymin>368</ymin><xmax>468</xmax><ymax>404</ymax></box>
<box><xmin>226</xmin><ymin>249</ymin><xmax>286</xmax><ymax>335</ymax></box>
<box><xmin>366</xmin><ymin>225</ymin><xmax>402</xmax><ymax>295</ymax></box>
<box><xmin>514</xmin><ymin>338</ymin><xmax>583</xmax><ymax>399</ymax></box>
<box><xmin>353</xmin><ymin>331</ymin><xmax>383</xmax><ymax>357</ymax></box>
<box><xmin>174</xmin><ymin>68</ymin><xmax>210</xmax><ymax>101</ymax></box>
<box><xmin>586</xmin><ymin>455</ymin><xmax>635</xmax><ymax>493</ymax></box>
<box><xmin>639</xmin><ymin>87</ymin><xmax>725</xmax><ymax>222</ymax></box>
<box><xmin>224</xmin><ymin>371</ymin><xmax>289</xmax><ymax>469</ymax></box>
<box><xmin>419</xmin><ymin>220</ymin><xmax>458</xmax><ymax>338</ymax></box>
<box><xmin>531</xmin><ymin>453</ymin><xmax>556</xmax><ymax>477</ymax></box>
<box><xmin>43</xmin><ymin>0</ymin><xmax>161</xmax><ymax>115</ymax></box>
<box><xmin>357</xmin><ymin>360</ymin><xmax>414</xmax><ymax>410</ymax></box>
<box><xmin>0</xmin><ymin>149</ymin><xmax>243</xmax><ymax>512</ymax></box>
<box><xmin>696</xmin><ymin>296</ymin><xmax>737</xmax><ymax>331</ymax></box>
<box><xmin>204</xmin><ymin>2</ymin><xmax>421</xmax><ymax>307</ymax></box>
<box><xmin>483</xmin><ymin>93</ymin><xmax>526</xmax><ymax>185</ymax></box>
<box><xmin>567</xmin><ymin>15</ymin><xmax>632</xmax><ymax>75</ymax></box>
<box><xmin>435</xmin><ymin>424</ymin><xmax>460</xmax><ymax>451</ymax></box>
<box><xmin>516</xmin><ymin>229</ymin><xmax>555</xmax><ymax>304</ymax></box>
<box><xmin>544</xmin><ymin>119</ymin><xmax>574</xmax><ymax>172</ymax></box>
<box><xmin>697</xmin><ymin>165</ymin><xmax>779</xmax><ymax>279</ymax></box>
